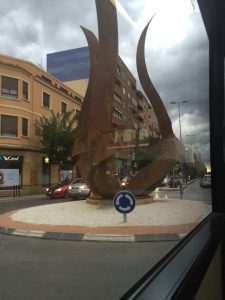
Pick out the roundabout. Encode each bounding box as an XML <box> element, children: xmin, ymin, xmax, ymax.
<box><xmin>0</xmin><ymin>197</ymin><xmax>211</xmax><ymax>242</ymax></box>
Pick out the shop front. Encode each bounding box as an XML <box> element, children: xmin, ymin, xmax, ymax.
<box><xmin>0</xmin><ymin>154</ymin><xmax>23</xmax><ymax>195</ymax></box>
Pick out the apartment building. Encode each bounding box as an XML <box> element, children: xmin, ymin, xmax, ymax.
<box><xmin>0</xmin><ymin>54</ymin><xmax>82</xmax><ymax>196</ymax></box>
<box><xmin>47</xmin><ymin>47</ymin><xmax>159</xmax><ymax>134</ymax></box>
<box><xmin>47</xmin><ymin>47</ymin><xmax>160</xmax><ymax>177</ymax></box>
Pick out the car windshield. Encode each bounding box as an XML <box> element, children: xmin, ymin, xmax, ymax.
<box><xmin>72</xmin><ymin>183</ymin><xmax>86</xmax><ymax>187</ymax></box>
<box><xmin>0</xmin><ymin>1</ymin><xmax>215</xmax><ymax>299</ymax></box>
<box><xmin>56</xmin><ymin>182</ymin><xmax>68</xmax><ymax>187</ymax></box>
<box><xmin>72</xmin><ymin>178</ymin><xmax>83</xmax><ymax>184</ymax></box>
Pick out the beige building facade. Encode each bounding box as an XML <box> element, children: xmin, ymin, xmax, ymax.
<box><xmin>0</xmin><ymin>54</ymin><xmax>82</xmax><ymax>196</ymax></box>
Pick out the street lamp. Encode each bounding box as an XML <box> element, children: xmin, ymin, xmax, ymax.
<box><xmin>170</xmin><ymin>100</ymin><xmax>188</xmax><ymax>198</ymax></box>
<box><xmin>186</xmin><ymin>134</ymin><xmax>196</xmax><ymax>152</ymax></box>
<box><xmin>170</xmin><ymin>100</ymin><xmax>188</xmax><ymax>142</ymax></box>
<box><xmin>186</xmin><ymin>134</ymin><xmax>196</xmax><ymax>173</ymax></box>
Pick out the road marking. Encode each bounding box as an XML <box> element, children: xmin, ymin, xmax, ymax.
<box><xmin>12</xmin><ymin>229</ymin><xmax>45</xmax><ymax>237</ymax></box>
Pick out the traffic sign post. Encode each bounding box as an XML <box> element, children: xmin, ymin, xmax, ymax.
<box><xmin>113</xmin><ymin>190</ymin><xmax>136</xmax><ymax>223</ymax></box>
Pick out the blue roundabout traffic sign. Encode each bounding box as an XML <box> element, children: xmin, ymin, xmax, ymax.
<box><xmin>113</xmin><ymin>190</ymin><xmax>136</xmax><ymax>214</ymax></box>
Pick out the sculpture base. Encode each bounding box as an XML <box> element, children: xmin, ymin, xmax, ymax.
<box><xmin>86</xmin><ymin>195</ymin><xmax>153</xmax><ymax>205</ymax></box>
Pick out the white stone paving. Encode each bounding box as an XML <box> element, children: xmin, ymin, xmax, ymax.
<box><xmin>11</xmin><ymin>198</ymin><xmax>211</xmax><ymax>227</ymax></box>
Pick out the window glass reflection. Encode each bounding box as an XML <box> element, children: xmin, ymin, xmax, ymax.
<box><xmin>0</xmin><ymin>1</ymin><xmax>212</xmax><ymax>298</ymax></box>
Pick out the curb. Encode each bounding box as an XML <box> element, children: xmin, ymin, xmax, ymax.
<box><xmin>0</xmin><ymin>194</ymin><xmax>45</xmax><ymax>202</ymax></box>
<box><xmin>0</xmin><ymin>192</ymin><xmax>203</xmax><ymax>242</ymax></box>
<box><xmin>0</xmin><ymin>227</ymin><xmax>184</xmax><ymax>242</ymax></box>
<box><xmin>0</xmin><ymin>226</ymin><xmax>182</xmax><ymax>242</ymax></box>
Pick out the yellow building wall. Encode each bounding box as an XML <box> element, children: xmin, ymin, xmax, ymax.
<box><xmin>64</xmin><ymin>79</ymin><xmax>88</xmax><ymax>97</ymax></box>
<box><xmin>0</xmin><ymin>54</ymin><xmax>82</xmax><ymax>196</ymax></box>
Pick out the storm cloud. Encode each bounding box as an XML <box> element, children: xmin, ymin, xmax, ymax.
<box><xmin>0</xmin><ymin>0</ymin><xmax>210</xmax><ymax>166</ymax></box>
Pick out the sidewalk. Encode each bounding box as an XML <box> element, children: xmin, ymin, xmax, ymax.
<box><xmin>0</xmin><ymin>194</ymin><xmax>45</xmax><ymax>202</ymax></box>
<box><xmin>0</xmin><ymin>195</ymin><xmax>211</xmax><ymax>242</ymax></box>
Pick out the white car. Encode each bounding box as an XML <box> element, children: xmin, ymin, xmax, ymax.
<box><xmin>200</xmin><ymin>174</ymin><xmax>211</xmax><ymax>188</ymax></box>
<box><xmin>68</xmin><ymin>182</ymin><xmax>91</xmax><ymax>199</ymax></box>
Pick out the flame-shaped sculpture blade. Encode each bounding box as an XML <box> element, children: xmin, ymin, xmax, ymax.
<box><xmin>74</xmin><ymin>0</ymin><xmax>121</xmax><ymax>197</ymax></box>
<box><xmin>74</xmin><ymin>1</ymin><xmax>184</xmax><ymax>198</ymax></box>
<box><xmin>136</xmin><ymin>19</ymin><xmax>174</xmax><ymax>139</ymax></box>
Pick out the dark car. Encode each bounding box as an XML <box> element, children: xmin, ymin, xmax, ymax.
<box><xmin>46</xmin><ymin>178</ymin><xmax>83</xmax><ymax>199</ymax></box>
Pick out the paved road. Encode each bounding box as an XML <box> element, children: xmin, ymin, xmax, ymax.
<box><xmin>0</xmin><ymin>197</ymin><xmax>177</xmax><ymax>300</ymax></box>
<box><xmin>182</xmin><ymin>180</ymin><xmax>211</xmax><ymax>202</ymax></box>
<box><xmin>0</xmin><ymin>196</ymin><xmax>65</xmax><ymax>214</ymax></box>
<box><xmin>152</xmin><ymin>180</ymin><xmax>212</xmax><ymax>203</ymax></box>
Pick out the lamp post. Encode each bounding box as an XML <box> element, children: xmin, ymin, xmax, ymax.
<box><xmin>170</xmin><ymin>100</ymin><xmax>188</xmax><ymax>198</ymax></box>
<box><xmin>170</xmin><ymin>100</ymin><xmax>188</xmax><ymax>143</ymax></box>
<box><xmin>186</xmin><ymin>134</ymin><xmax>196</xmax><ymax>152</ymax></box>
<box><xmin>186</xmin><ymin>134</ymin><xmax>196</xmax><ymax>178</ymax></box>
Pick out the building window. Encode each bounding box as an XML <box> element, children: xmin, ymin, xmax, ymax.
<box><xmin>61</xmin><ymin>102</ymin><xmax>67</xmax><ymax>114</ymax></box>
<box><xmin>113</xmin><ymin>107</ymin><xmax>123</xmax><ymax>120</ymax></box>
<box><xmin>131</xmin><ymin>83</ymin><xmax>136</xmax><ymax>90</ymax></box>
<box><xmin>132</xmin><ymin>96</ymin><xmax>137</xmax><ymax>107</ymax></box>
<box><xmin>23</xmin><ymin>81</ymin><xmax>29</xmax><ymax>100</ymax></box>
<box><xmin>128</xmin><ymin>92</ymin><xmax>131</xmax><ymax>99</ymax></box>
<box><xmin>115</xmin><ymin>77</ymin><xmax>121</xmax><ymax>87</ymax></box>
<box><xmin>114</xmin><ymin>92</ymin><xmax>121</xmax><ymax>104</ymax></box>
<box><xmin>22</xmin><ymin>118</ymin><xmax>28</xmax><ymax>136</ymax></box>
<box><xmin>122</xmin><ymin>87</ymin><xmax>126</xmax><ymax>95</ymax></box>
<box><xmin>1</xmin><ymin>115</ymin><xmax>18</xmax><ymax>137</ymax></box>
<box><xmin>1</xmin><ymin>76</ymin><xmax>18</xmax><ymax>99</ymax></box>
<box><xmin>43</xmin><ymin>92</ymin><xmax>51</xmax><ymax>109</ymax></box>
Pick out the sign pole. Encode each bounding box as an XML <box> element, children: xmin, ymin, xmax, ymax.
<box><xmin>123</xmin><ymin>214</ymin><xmax>127</xmax><ymax>223</ymax></box>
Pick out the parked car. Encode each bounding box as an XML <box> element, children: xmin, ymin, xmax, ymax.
<box><xmin>200</xmin><ymin>174</ymin><xmax>211</xmax><ymax>188</ymax></box>
<box><xmin>46</xmin><ymin>178</ymin><xmax>83</xmax><ymax>199</ymax></box>
<box><xmin>68</xmin><ymin>182</ymin><xmax>90</xmax><ymax>199</ymax></box>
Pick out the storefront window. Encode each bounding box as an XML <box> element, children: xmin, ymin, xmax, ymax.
<box><xmin>0</xmin><ymin>155</ymin><xmax>23</xmax><ymax>189</ymax></box>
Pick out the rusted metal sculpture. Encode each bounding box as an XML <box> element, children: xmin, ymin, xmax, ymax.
<box><xmin>73</xmin><ymin>0</ymin><xmax>184</xmax><ymax>198</ymax></box>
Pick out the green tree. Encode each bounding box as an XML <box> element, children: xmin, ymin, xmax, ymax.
<box><xmin>35</xmin><ymin>110</ymin><xmax>78</xmax><ymax>164</ymax></box>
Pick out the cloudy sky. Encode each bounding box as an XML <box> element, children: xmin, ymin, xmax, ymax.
<box><xmin>0</xmin><ymin>0</ymin><xmax>210</xmax><ymax>168</ymax></box>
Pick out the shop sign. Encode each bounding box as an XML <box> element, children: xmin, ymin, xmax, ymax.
<box><xmin>0</xmin><ymin>155</ymin><xmax>23</xmax><ymax>161</ymax></box>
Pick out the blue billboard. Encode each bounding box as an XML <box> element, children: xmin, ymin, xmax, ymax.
<box><xmin>47</xmin><ymin>47</ymin><xmax>90</xmax><ymax>82</ymax></box>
